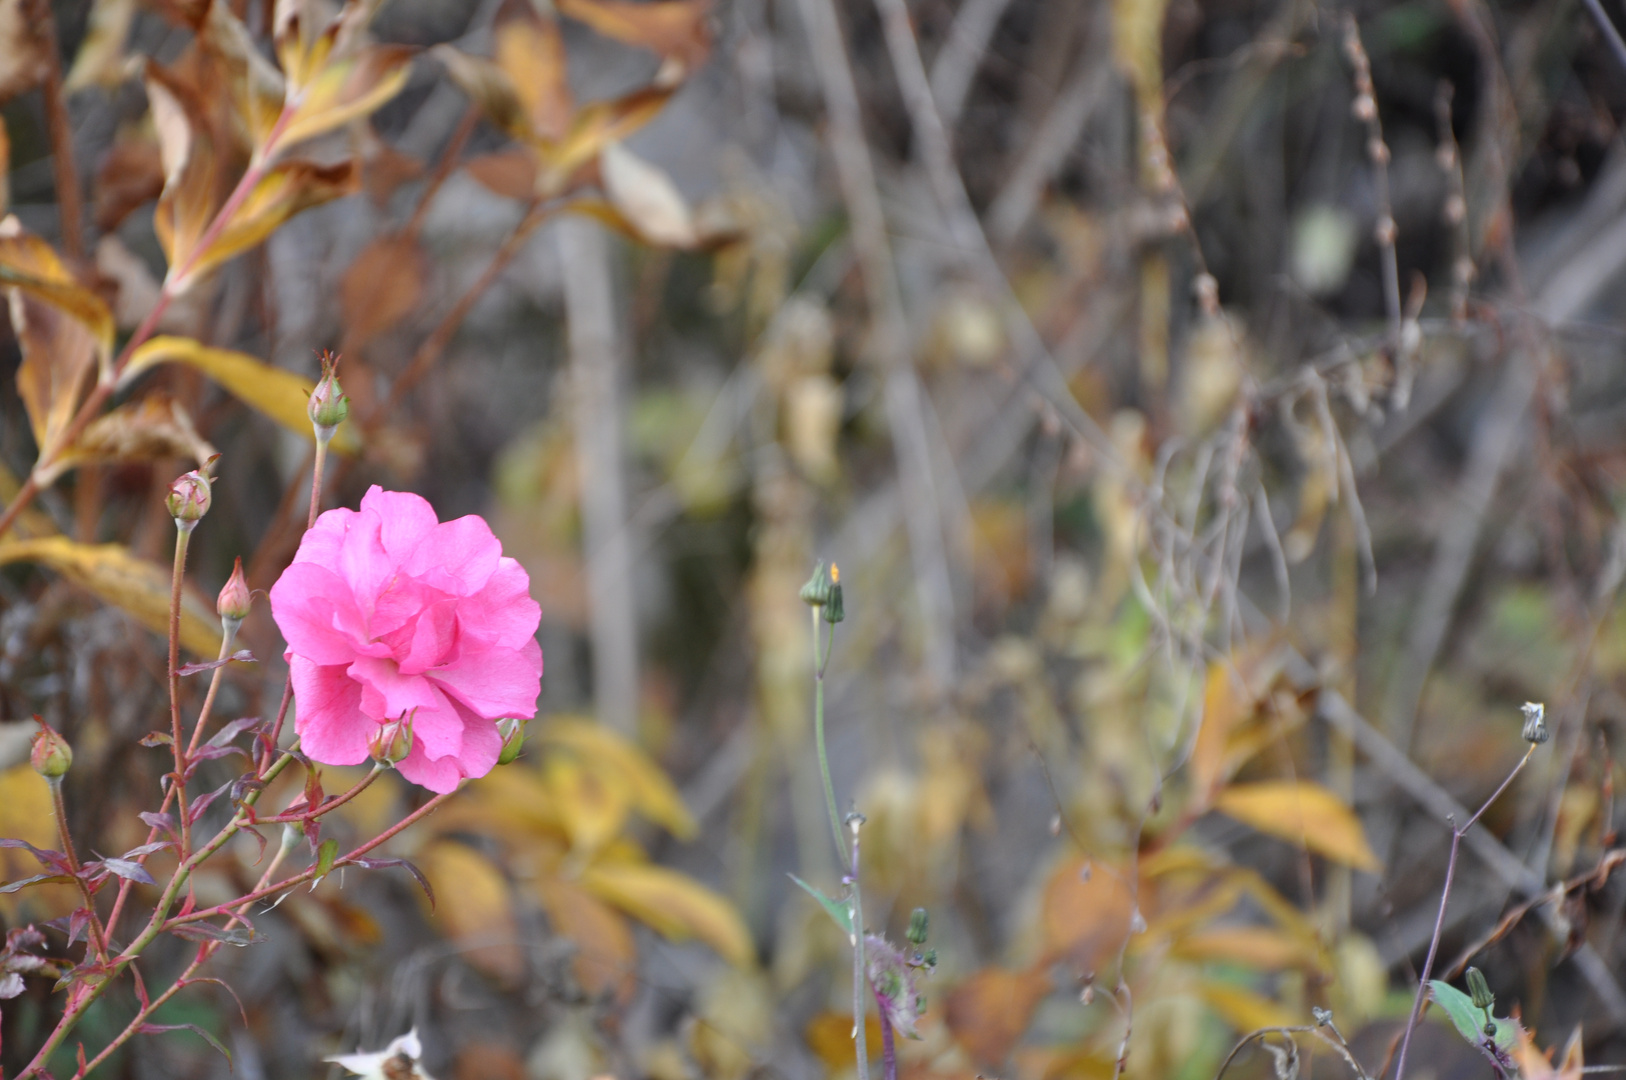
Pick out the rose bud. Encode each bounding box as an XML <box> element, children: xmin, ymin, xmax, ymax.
<box><xmin>308</xmin><ymin>351</ymin><xmax>350</xmax><ymax>442</ymax></box>
<box><xmin>166</xmin><ymin>469</ymin><xmax>212</xmax><ymax>528</ymax></box>
<box><xmin>369</xmin><ymin>719</ymin><xmax>413</xmax><ymax>765</ymax></box>
<box><xmin>30</xmin><ymin>719</ymin><xmax>71</xmax><ymax>779</ymax></box>
<box><xmin>218</xmin><ymin>557</ymin><xmax>252</xmax><ymax>640</ymax></box>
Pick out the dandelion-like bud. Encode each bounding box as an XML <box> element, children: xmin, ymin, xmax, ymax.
<box><xmin>1467</xmin><ymin>967</ymin><xmax>1494</xmax><ymax>1010</ymax></box>
<box><xmin>218</xmin><ymin>557</ymin><xmax>252</xmax><ymax>640</ymax></box>
<box><xmin>799</xmin><ymin>561</ymin><xmax>832</xmax><ymax>607</ymax></box>
<box><xmin>308</xmin><ymin>351</ymin><xmax>350</xmax><ymax>442</ymax></box>
<box><xmin>29</xmin><ymin>719</ymin><xmax>71</xmax><ymax>779</ymax></box>
<box><xmin>166</xmin><ymin>469</ymin><xmax>212</xmax><ymax>529</ymax></box>
<box><xmin>1521</xmin><ymin>702</ymin><xmax>1548</xmax><ymax>745</ymax></box>
<box><xmin>822</xmin><ymin>564</ymin><xmax>845</xmax><ymax>624</ymax></box>
<box><xmin>907</xmin><ymin>907</ymin><xmax>929</xmax><ymax>946</ymax></box>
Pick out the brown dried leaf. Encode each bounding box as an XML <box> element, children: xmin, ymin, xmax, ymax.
<box><xmin>93</xmin><ymin>137</ymin><xmax>166</xmax><ymax>232</ymax></box>
<box><xmin>360</xmin><ymin>129</ymin><xmax>423</xmax><ymax>206</ymax></box>
<box><xmin>599</xmin><ymin>140</ymin><xmax>696</xmax><ymax>247</ymax></box>
<box><xmin>541</xmin><ymin>87</ymin><xmax>672</xmax><ymax>193</ymax></box>
<box><xmin>464</xmin><ymin>150</ymin><xmax>538</xmax><ymax>201</ymax></box>
<box><xmin>0</xmin><ymin>0</ymin><xmax>50</xmax><ymax>104</ymax></box>
<box><xmin>146</xmin><ymin>62</ymin><xmax>228</xmax><ymax>282</ymax></box>
<box><xmin>944</xmin><ymin>966</ymin><xmax>1051</xmax><ymax>1067</ymax></box>
<box><xmin>1039</xmin><ymin>856</ymin><xmax>1135</xmax><ymax>969</ymax></box>
<box><xmin>198</xmin><ymin>0</ymin><xmax>287</xmax><ymax>147</ymax></box>
<box><xmin>340</xmin><ymin>234</ymin><xmax>427</xmax><ymax>352</ymax></box>
<box><xmin>56</xmin><ymin>395</ymin><xmax>217</xmax><ymax>472</ymax></box>
<box><xmin>0</xmin><ymin>537</ymin><xmax>223</xmax><ymax>655</ymax></box>
<box><xmin>495</xmin><ymin>2</ymin><xmax>572</xmax><ymax>141</ymax></box>
<box><xmin>555</xmin><ymin>0</ymin><xmax>711</xmax><ymax>74</ymax></box>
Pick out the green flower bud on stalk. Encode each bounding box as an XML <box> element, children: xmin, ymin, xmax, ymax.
<box><xmin>308</xmin><ymin>350</ymin><xmax>350</xmax><ymax>441</ymax></box>
<box><xmin>369</xmin><ymin>718</ymin><xmax>413</xmax><ymax>765</ymax></box>
<box><xmin>822</xmin><ymin>564</ymin><xmax>844</xmax><ymax>624</ymax></box>
<box><xmin>166</xmin><ymin>468</ymin><xmax>212</xmax><ymax>529</ymax></box>
<box><xmin>29</xmin><ymin>718</ymin><xmax>71</xmax><ymax>778</ymax></box>
<box><xmin>218</xmin><ymin>557</ymin><xmax>252</xmax><ymax>640</ymax></box>
<box><xmin>907</xmin><ymin>907</ymin><xmax>929</xmax><ymax>946</ymax></box>
<box><xmin>496</xmin><ymin>718</ymin><xmax>526</xmax><ymax>765</ymax></box>
<box><xmin>1467</xmin><ymin>967</ymin><xmax>1494</xmax><ymax>1011</ymax></box>
<box><xmin>1521</xmin><ymin>702</ymin><xmax>1548</xmax><ymax>745</ymax></box>
<box><xmin>800</xmin><ymin>561</ymin><xmax>832</xmax><ymax>607</ymax></box>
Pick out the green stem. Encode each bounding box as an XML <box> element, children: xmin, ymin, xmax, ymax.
<box><xmin>850</xmin><ymin>815</ymin><xmax>870</xmax><ymax>1080</ymax></box>
<box><xmin>812</xmin><ymin>607</ymin><xmax>847</xmax><ymax>864</ymax></box>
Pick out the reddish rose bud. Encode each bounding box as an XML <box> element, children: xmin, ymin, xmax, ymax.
<box><xmin>308</xmin><ymin>351</ymin><xmax>349</xmax><ymax>441</ymax></box>
<box><xmin>166</xmin><ymin>469</ymin><xmax>212</xmax><ymax>529</ymax></box>
<box><xmin>217</xmin><ymin>557</ymin><xmax>252</xmax><ymax>639</ymax></box>
<box><xmin>369</xmin><ymin>718</ymin><xmax>413</xmax><ymax>765</ymax></box>
<box><xmin>29</xmin><ymin>719</ymin><xmax>71</xmax><ymax>779</ymax></box>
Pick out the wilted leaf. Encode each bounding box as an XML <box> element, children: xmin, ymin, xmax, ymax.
<box><xmin>541</xmin><ymin>87</ymin><xmax>672</xmax><ymax>193</ymax></box>
<box><xmin>0</xmin><ymin>0</ymin><xmax>50</xmax><ymax>103</ymax></box>
<box><xmin>0</xmin><ymin>536</ymin><xmax>223</xmax><ymax>656</ymax></box>
<box><xmin>145</xmin><ymin>62</ymin><xmax>228</xmax><ymax>284</ymax></box>
<box><xmin>340</xmin><ymin>234</ymin><xmax>427</xmax><ymax>352</ymax></box>
<box><xmin>121</xmin><ymin>336</ymin><xmax>361</xmax><ymax>454</ymax></box>
<box><xmin>1513</xmin><ymin>1023</ymin><xmax>1585</xmax><ymax>1080</ymax></box>
<box><xmin>279</xmin><ymin>45</ymin><xmax>415</xmax><ymax>149</ymax></box>
<box><xmin>138</xmin><ymin>1022</ymin><xmax>232</xmax><ymax>1065</ymax></box>
<box><xmin>417</xmin><ymin>840</ymin><xmax>521</xmax><ymax>983</ymax></box>
<box><xmin>600</xmin><ymin>140</ymin><xmax>696</xmax><ymax>247</ymax></box>
<box><xmin>1039</xmin><ymin>857</ymin><xmax>1135</xmax><ymax>968</ymax></box>
<box><xmin>1213</xmin><ymin>781</ymin><xmax>1381</xmax><ymax>873</ymax></box>
<box><xmin>944</xmin><ymin>966</ymin><xmax>1051</xmax><ymax>1067</ymax></box>
<box><xmin>539</xmin><ymin>718</ymin><xmax>697</xmax><ymax>839</ymax></box>
<box><xmin>430</xmin><ymin>46</ymin><xmax>535</xmax><ymax>144</ymax></box>
<box><xmin>1198</xmin><ymin>982</ymin><xmax>1298</xmax><ymax>1032</ymax></box>
<box><xmin>54</xmin><ymin>396</ymin><xmax>217</xmax><ymax>475</ymax></box>
<box><xmin>495</xmin><ymin>4</ymin><xmax>572</xmax><ymax>140</ymax></box>
<box><xmin>93</xmin><ymin>137</ymin><xmax>166</xmax><ymax>231</ymax></box>
<box><xmin>199</xmin><ymin>0</ymin><xmax>285</xmax><ymax>146</ymax></box>
<box><xmin>535</xmin><ymin>877</ymin><xmax>636</xmax><ymax>1001</ymax></box>
<box><xmin>555</xmin><ymin>0</ymin><xmax>711</xmax><ymax>74</ymax></box>
<box><xmin>180</xmin><ymin>159</ymin><xmax>359</xmax><ymax>288</ymax></box>
<box><xmin>65</xmin><ymin>0</ymin><xmax>137</xmax><ymax>92</ymax></box>
<box><xmin>165</xmin><ymin>920</ymin><xmax>262</xmax><ymax>946</ymax></box>
<box><xmin>582</xmin><ymin>861</ymin><xmax>753</xmax><ymax>967</ymax></box>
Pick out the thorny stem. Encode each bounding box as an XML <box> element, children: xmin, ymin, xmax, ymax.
<box><xmin>48</xmin><ymin>777</ymin><xmax>110</xmax><ymax>965</ymax></box>
<box><xmin>0</xmin><ymin>105</ymin><xmax>295</xmax><ymax>543</ymax></box>
<box><xmin>259</xmin><ymin>763</ymin><xmax>386</xmax><ymax>824</ymax></box>
<box><xmin>1393</xmin><ymin>743</ymin><xmax>1537</xmax><ymax>1080</ymax></box>
<box><xmin>812</xmin><ymin>607</ymin><xmax>847</xmax><ymax>864</ymax></box>
<box><xmin>169</xmin><ymin>525</ymin><xmax>195</xmax><ymax>859</ymax></box>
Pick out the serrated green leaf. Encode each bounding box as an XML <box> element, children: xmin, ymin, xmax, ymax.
<box><xmin>789</xmin><ymin>873</ymin><xmax>853</xmax><ymax>936</ymax></box>
<box><xmin>1428</xmin><ymin>980</ymin><xmax>1521</xmax><ymax>1053</ymax></box>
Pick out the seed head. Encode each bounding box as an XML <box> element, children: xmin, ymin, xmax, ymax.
<box><xmin>1521</xmin><ymin>702</ymin><xmax>1549</xmax><ymax>745</ymax></box>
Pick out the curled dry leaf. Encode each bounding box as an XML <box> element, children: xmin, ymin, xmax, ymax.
<box><xmin>121</xmin><ymin>336</ymin><xmax>362</xmax><ymax>454</ymax></box>
<box><xmin>54</xmin><ymin>395</ymin><xmax>217</xmax><ymax>474</ymax></box>
<box><xmin>0</xmin><ymin>219</ymin><xmax>115</xmax><ymax>464</ymax></box>
<box><xmin>555</xmin><ymin>0</ymin><xmax>712</xmax><ymax>75</ymax></box>
<box><xmin>0</xmin><ymin>537</ymin><xmax>223</xmax><ymax>656</ymax></box>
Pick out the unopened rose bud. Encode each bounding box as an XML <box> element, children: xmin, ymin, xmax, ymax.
<box><xmin>30</xmin><ymin>719</ymin><xmax>71</xmax><ymax>779</ymax></box>
<box><xmin>166</xmin><ymin>469</ymin><xmax>212</xmax><ymax>529</ymax></box>
<box><xmin>822</xmin><ymin>563</ymin><xmax>844</xmax><ymax>624</ymax></box>
<box><xmin>369</xmin><ymin>718</ymin><xmax>413</xmax><ymax>764</ymax></box>
<box><xmin>308</xmin><ymin>351</ymin><xmax>349</xmax><ymax>442</ymax></box>
<box><xmin>218</xmin><ymin>557</ymin><xmax>252</xmax><ymax>640</ymax></box>
<box><xmin>1521</xmin><ymin>702</ymin><xmax>1548</xmax><ymax>745</ymax></box>
<box><xmin>496</xmin><ymin>718</ymin><xmax>526</xmax><ymax>765</ymax></box>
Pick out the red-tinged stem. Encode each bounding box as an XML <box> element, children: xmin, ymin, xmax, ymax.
<box><xmin>48</xmin><ymin>778</ymin><xmax>110</xmax><ymax>966</ymax></box>
<box><xmin>875</xmin><ymin>997</ymin><xmax>895</xmax><ymax>1080</ymax></box>
<box><xmin>260</xmin><ymin>763</ymin><xmax>384</xmax><ymax>824</ymax></box>
<box><xmin>1393</xmin><ymin>744</ymin><xmax>1536</xmax><ymax>1080</ymax></box>
<box><xmin>168</xmin><ymin>526</ymin><xmax>195</xmax><ymax>860</ymax></box>
<box><xmin>163</xmin><ymin>788</ymin><xmax>453</xmax><ymax>929</ymax></box>
<box><xmin>0</xmin><ymin>105</ymin><xmax>296</xmax><ymax>545</ymax></box>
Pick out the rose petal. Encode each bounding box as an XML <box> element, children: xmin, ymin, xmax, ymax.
<box><xmin>290</xmin><ymin>656</ymin><xmax>372</xmax><ymax>766</ymax></box>
<box><xmin>427</xmin><ymin>638</ymin><xmax>541</xmax><ymax>719</ymax></box>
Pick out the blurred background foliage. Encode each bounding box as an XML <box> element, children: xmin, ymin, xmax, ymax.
<box><xmin>3</xmin><ymin>0</ymin><xmax>1626</xmax><ymax>1077</ymax></box>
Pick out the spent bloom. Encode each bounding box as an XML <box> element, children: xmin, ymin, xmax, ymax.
<box><xmin>270</xmin><ymin>487</ymin><xmax>542</xmax><ymax>793</ymax></box>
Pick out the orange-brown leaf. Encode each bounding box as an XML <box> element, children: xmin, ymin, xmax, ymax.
<box><xmin>944</xmin><ymin>967</ymin><xmax>1051</xmax><ymax>1067</ymax></box>
<box><xmin>540</xmin><ymin>87</ymin><xmax>672</xmax><ymax>194</ymax></box>
<box><xmin>465</xmin><ymin>150</ymin><xmax>539</xmax><ymax>201</ymax></box>
<box><xmin>535</xmin><ymin>877</ymin><xmax>636</xmax><ymax>1002</ymax></box>
<box><xmin>0</xmin><ymin>0</ymin><xmax>51</xmax><ymax>103</ymax></box>
<box><xmin>495</xmin><ymin>4</ymin><xmax>572</xmax><ymax>141</ymax></box>
<box><xmin>1039</xmin><ymin>856</ymin><xmax>1135</xmax><ymax>969</ymax></box>
<box><xmin>803</xmin><ymin>1012</ymin><xmax>883</xmax><ymax>1071</ymax></box>
<box><xmin>555</xmin><ymin>0</ymin><xmax>711</xmax><ymax>73</ymax></box>
<box><xmin>431</xmin><ymin>46</ymin><xmax>536</xmax><ymax>145</ymax></box>
<box><xmin>340</xmin><ymin>234</ymin><xmax>428</xmax><ymax>352</ymax></box>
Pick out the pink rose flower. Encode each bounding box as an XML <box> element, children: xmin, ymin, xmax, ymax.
<box><xmin>270</xmin><ymin>487</ymin><xmax>542</xmax><ymax>793</ymax></box>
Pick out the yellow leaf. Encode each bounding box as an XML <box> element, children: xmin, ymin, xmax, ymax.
<box><xmin>280</xmin><ymin>45</ymin><xmax>415</xmax><ymax>150</ymax></box>
<box><xmin>1171</xmin><ymin>926</ymin><xmax>1323</xmax><ymax>972</ymax></box>
<box><xmin>0</xmin><ymin>537</ymin><xmax>222</xmax><ymax>656</ymax></box>
<box><xmin>65</xmin><ymin>0</ymin><xmax>137</xmax><ymax>92</ymax></box>
<box><xmin>535</xmin><ymin>877</ymin><xmax>636</xmax><ymax>1001</ymax></box>
<box><xmin>431</xmin><ymin>46</ymin><xmax>536</xmax><ymax>145</ymax></box>
<box><xmin>803</xmin><ymin>1012</ymin><xmax>883</xmax><ymax>1071</ymax></box>
<box><xmin>544</xmin><ymin>751</ymin><xmax>632</xmax><ymax>855</ymax></box>
<box><xmin>496</xmin><ymin>5</ymin><xmax>572</xmax><ymax>141</ymax></box>
<box><xmin>416</xmin><ymin>840</ymin><xmax>522</xmax><ymax>983</ymax></box>
<box><xmin>540</xmin><ymin>87</ymin><xmax>672</xmax><ymax>194</ymax></box>
<box><xmin>1198</xmin><ymin>982</ymin><xmax>1297</xmax><ymax>1032</ymax></box>
<box><xmin>1213</xmin><ymin>780</ymin><xmax>1381</xmax><ymax>873</ymax></box>
<box><xmin>1191</xmin><ymin>662</ymin><xmax>1248</xmax><ymax>806</ymax></box>
<box><xmin>0</xmin><ymin>217</ymin><xmax>115</xmax><ymax>461</ymax></box>
<box><xmin>0</xmin><ymin>765</ymin><xmax>78</xmax><ymax>922</ymax></box>
<box><xmin>121</xmin><ymin>336</ymin><xmax>361</xmax><ymax>455</ymax></box>
<box><xmin>581</xmin><ymin>861</ymin><xmax>753</xmax><ymax>967</ymax></box>
<box><xmin>0</xmin><ymin>461</ymin><xmax>57</xmax><ymax>539</ymax></box>
<box><xmin>540</xmin><ymin>717</ymin><xmax>697</xmax><ymax>839</ymax></box>
<box><xmin>555</xmin><ymin>0</ymin><xmax>712</xmax><ymax>73</ymax></box>
<box><xmin>182</xmin><ymin>160</ymin><xmax>359</xmax><ymax>288</ymax></box>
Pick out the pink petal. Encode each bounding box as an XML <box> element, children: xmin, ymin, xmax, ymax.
<box><xmin>427</xmin><ymin>638</ymin><xmax>541</xmax><ymax>719</ymax></box>
<box><xmin>270</xmin><ymin>562</ymin><xmax>369</xmax><ymax>664</ymax></box>
<box><xmin>405</xmin><ymin>515</ymin><xmax>501</xmax><ymax>596</ymax></box>
<box><xmin>395</xmin><ymin>744</ymin><xmax>465</xmax><ymax>793</ymax></box>
<box><xmin>348</xmin><ymin>656</ymin><xmax>442</xmax><ymax>721</ymax></box>
<box><xmin>460</xmin><ymin>558</ymin><xmax>542</xmax><ymax>648</ymax></box>
<box><xmin>290</xmin><ymin>656</ymin><xmax>372</xmax><ymax>766</ymax></box>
